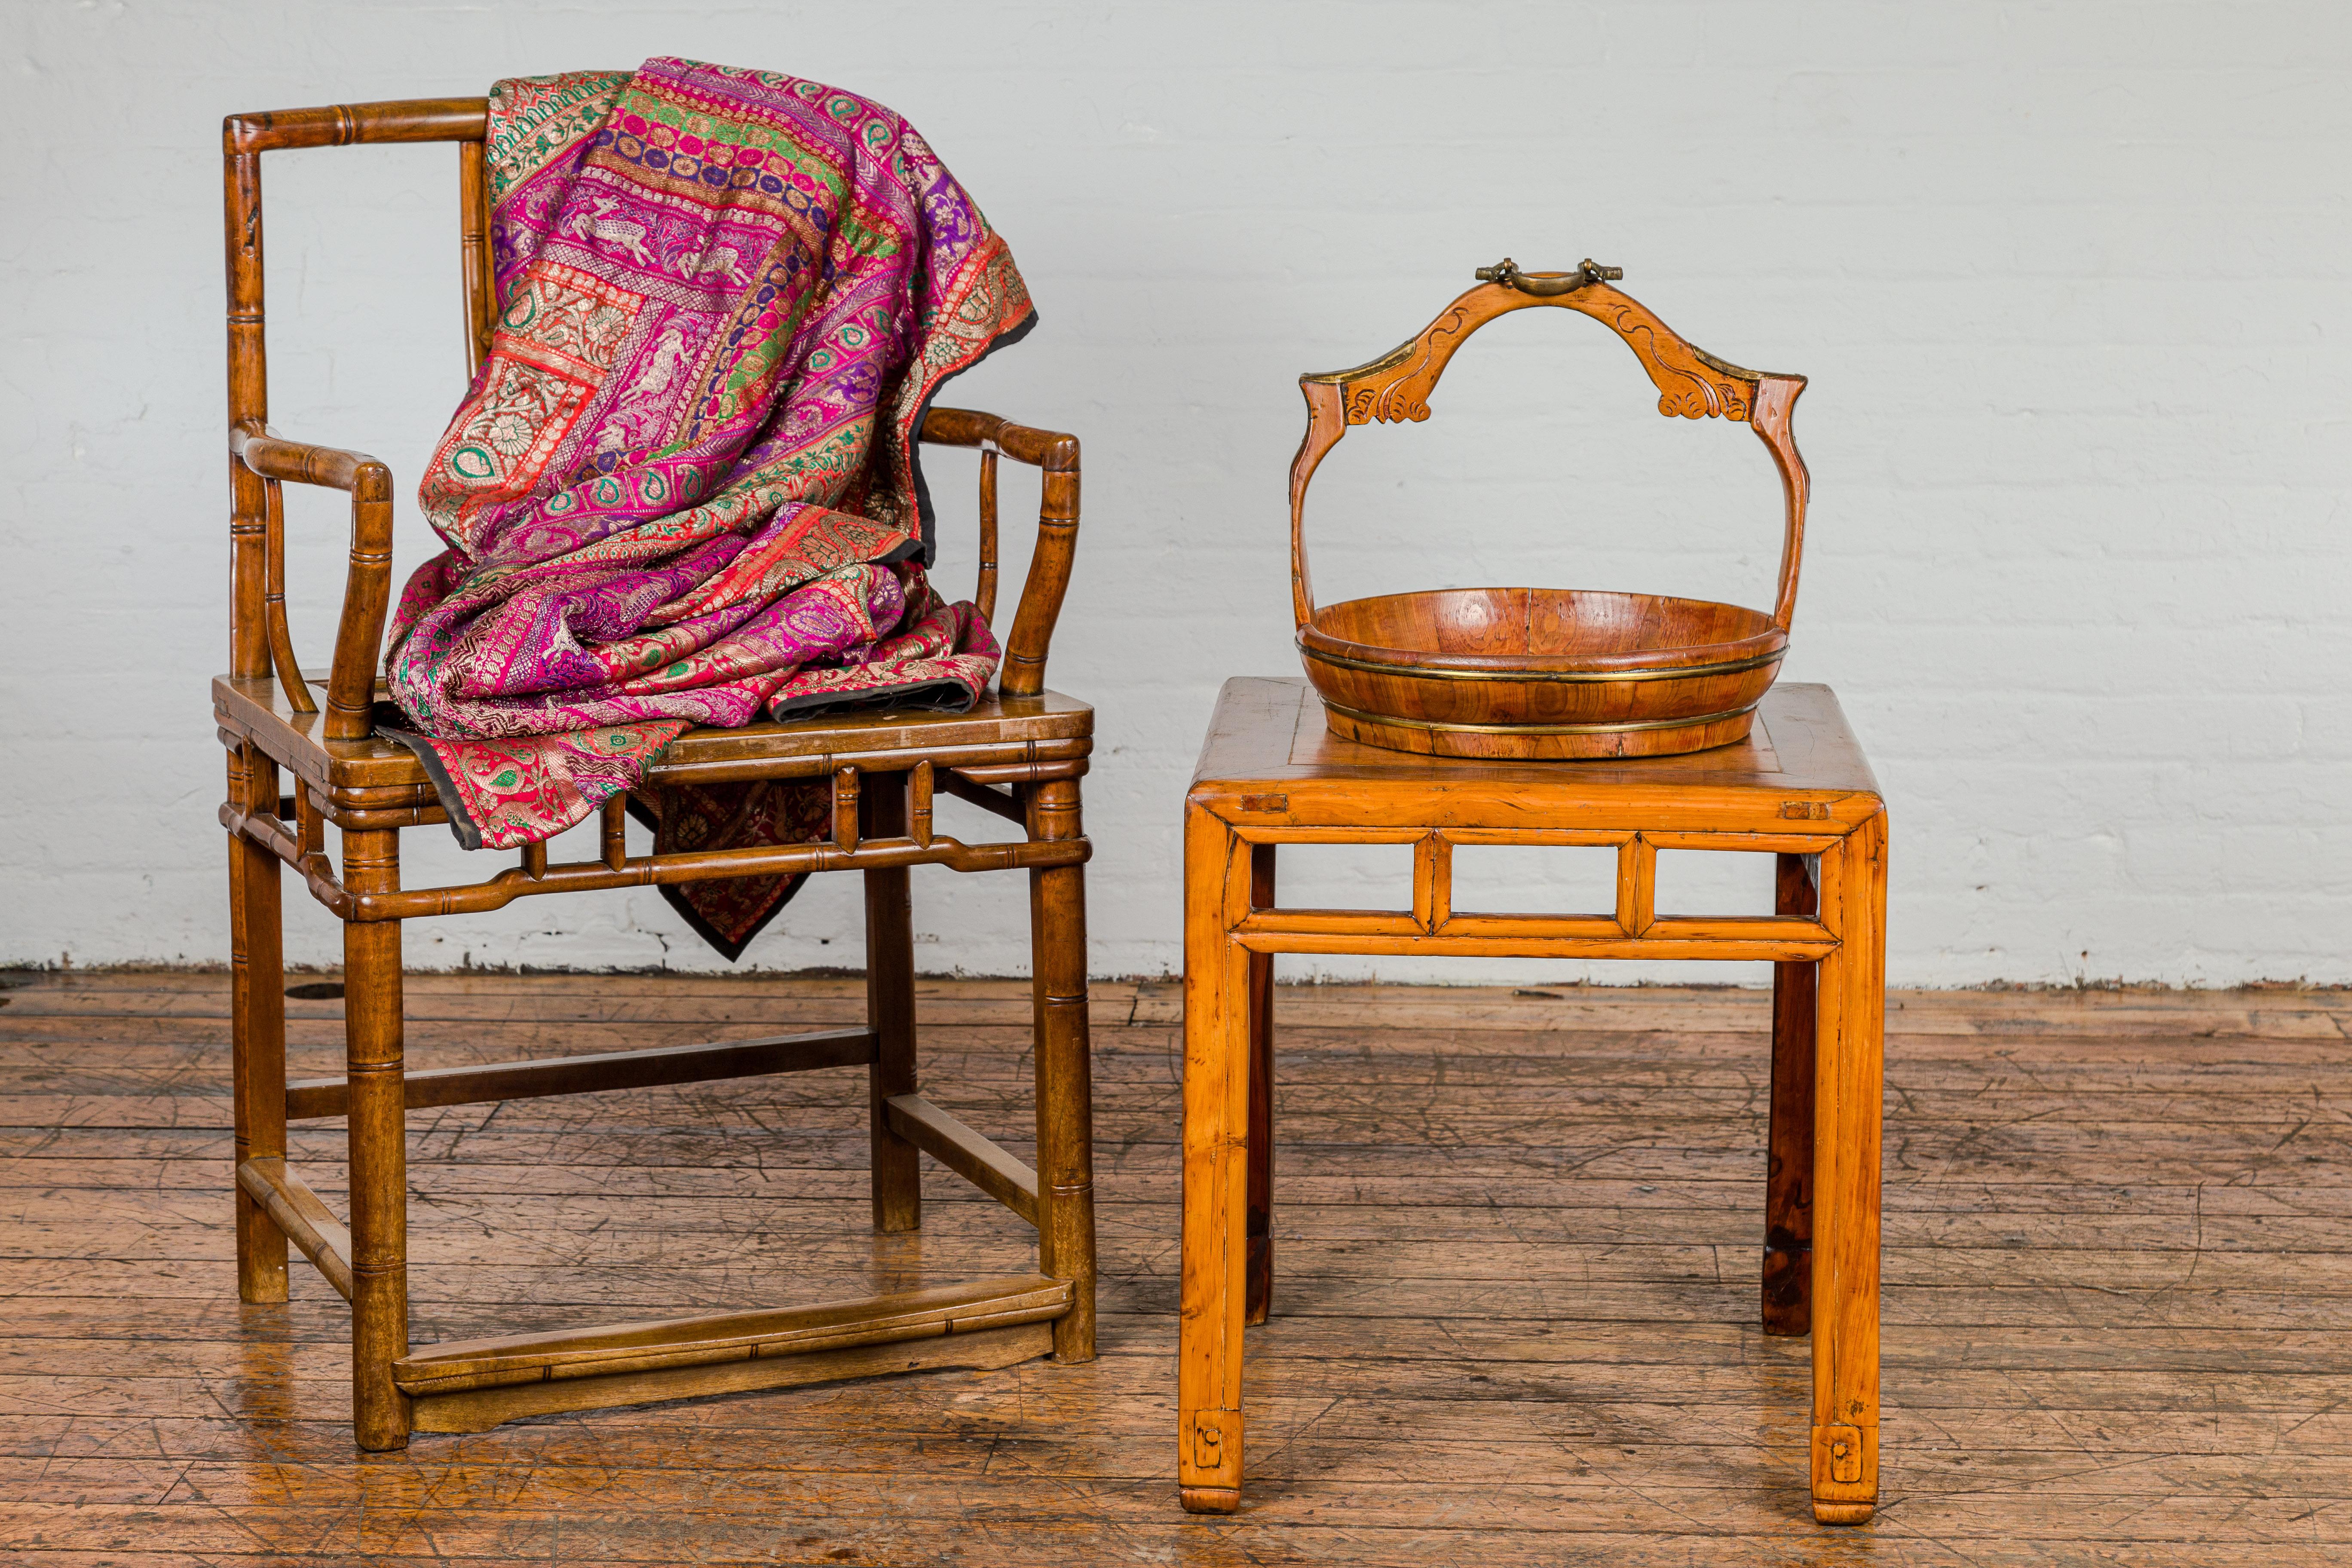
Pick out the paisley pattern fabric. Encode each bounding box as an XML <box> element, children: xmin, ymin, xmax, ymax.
<box><xmin>381</xmin><ymin>59</ymin><xmax>1032</xmax><ymax>948</ymax></box>
<box><xmin>625</xmin><ymin>779</ymin><xmax>834</xmax><ymax>961</ymax></box>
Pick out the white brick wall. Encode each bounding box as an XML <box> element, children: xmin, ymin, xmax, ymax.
<box><xmin>4</xmin><ymin>2</ymin><xmax>2347</xmax><ymax>985</ymax></box>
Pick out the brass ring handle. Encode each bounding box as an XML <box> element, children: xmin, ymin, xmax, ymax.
<box><xmin>1473</xmin><ymin>257</ymin><xmax>1624</xmax><ymax>296</ymax></box>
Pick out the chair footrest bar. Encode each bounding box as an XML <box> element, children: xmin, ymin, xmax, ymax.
<box><xmin>884</xmin><ymin>1092</ymin><xmax>1041</xmax><ymax>1224</ymax></box>
<box><xmin>236</xmin><ymin>1157</ymin><xmax>353</xmax><ymax>1300</ymax></box>
<box><xmin>286</xmin><ymin>1027</ymin><xmax>877</xmax><ymax>1121</ymax></box>
<box><xmin>392</xmin><ymin>1273</ymin><xmax>1072</xmax><ymax>1396</ymax></box>
<box><xmin>1235</xmin><ymin>928</ymin><xmax>1838</xmax><ymax>961</ymax></box>
<box><xmin>406</xmin><ymin>1318</ymin><xmax>1055</xmax><ymax>1436</ymax></box>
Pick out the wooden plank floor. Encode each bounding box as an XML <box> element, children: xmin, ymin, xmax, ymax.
<box><xmin>3</xmin><ymin>970</ymin><xmax>2350</xmax><ymax>1564</ymax></box>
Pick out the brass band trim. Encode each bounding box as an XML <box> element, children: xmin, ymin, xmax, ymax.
<box><xmin>1320</xmin><ymin>697</ymin><xmax>1758</xmax><ymax>738</ymax></box>
<box><xmin>1301</xmin><ymin>336</ymin><xmax>1417</xmax><ymax>387</ymax></box>
<box><xmin>1301</xmin><ymin>644</ymin><xmax>1783</xmax><ymax>685</ymax></box>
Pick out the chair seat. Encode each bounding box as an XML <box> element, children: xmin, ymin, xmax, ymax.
<box><xmin>214</xmin><ymin>672</ymin><xmax>1093</xmax><ymax>812</ymax></box>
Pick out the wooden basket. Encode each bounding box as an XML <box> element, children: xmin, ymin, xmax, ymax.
<box><xmin>1288</xmin><ymin>260</ymin><xmax>1810</xmax><ymax>760</ymax></box>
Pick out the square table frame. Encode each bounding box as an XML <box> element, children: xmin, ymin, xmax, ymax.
<box><xmin>1178</xmin><ymin>678</ymin><xmax>1889</xmax><ymax>1524</ymax></box>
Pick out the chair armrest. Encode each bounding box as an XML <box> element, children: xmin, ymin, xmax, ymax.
<box><xmin>919</xmin><ymin>407</ymin><xmax>1079</xmax><ymax>473</ymax></box>
<box><xmin>919</xmin><ymin>407</ymin><xmax>1079</xmax><ymax>697</ymax></box>
<box><xmin>234</xmin><ymin>426</ymin><xmax>392</xmax><ymax>496</ymax></box>
<box><xmin>231</xmin><ymin>426</ymin><xmax>395</xmax><ymax>741</ymax></box>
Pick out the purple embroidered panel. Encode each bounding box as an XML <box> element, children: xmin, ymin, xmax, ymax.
<box><xmin>377</xmin><ymin>58</ymin><xmax>1033</xmax><ymax>888</ymax></box>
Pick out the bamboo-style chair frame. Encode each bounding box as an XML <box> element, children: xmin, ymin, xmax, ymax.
<box><xmin>215</xmin><ymin>98</ymin><xmax>1095</xmax><ymax>1450</ymax></box>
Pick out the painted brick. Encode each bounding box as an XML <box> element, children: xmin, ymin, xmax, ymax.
<box><xmin>1</xmin><ymin>2</ymin><xmax>2346</xmax><ymax>986</ymax></box>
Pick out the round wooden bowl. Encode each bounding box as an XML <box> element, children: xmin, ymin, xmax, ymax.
<box><xmin>1298</xmin><ymin>587</ymin><xmax>1786</xmax><ymax>759</ymax></box>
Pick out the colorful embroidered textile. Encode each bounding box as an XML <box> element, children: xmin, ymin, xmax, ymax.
<box><xmin>380</xmin><ymin>59</ymin><xmax>1032</xmax><ymax>952</ymax></box>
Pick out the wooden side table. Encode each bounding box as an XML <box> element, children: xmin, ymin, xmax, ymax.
<box><xmin>1178</xmin><ymin>677</ymin><xmax>1889</xmax><ymax>1524</ymax></box>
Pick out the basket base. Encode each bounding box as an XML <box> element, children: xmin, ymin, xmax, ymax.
<box><xmin>1323</xmin><ymin>704</ymin><xmax>1758</xmax><ymax>761</ymax></box>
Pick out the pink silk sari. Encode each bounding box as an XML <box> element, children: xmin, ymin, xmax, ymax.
<box><xmin>379</xmin><ymin>60</ymin><xmax>1035</xmax><ymax>954</ymax></box>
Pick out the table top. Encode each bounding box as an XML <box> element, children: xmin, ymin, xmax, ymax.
<box><xmin>1189</xmin><ymin>678</ymin><xmax>1882</xmax><ymax>834</ymax></box>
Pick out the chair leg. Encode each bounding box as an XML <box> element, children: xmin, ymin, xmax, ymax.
<box><xmin>1764</xmin><ymin>851</ymin><xmax>1818</xmax><ymax>1337</ymax></box>
<box><xmin>227</xmin><ymin>744</ymin><xmax>288</xmax><ymax>1304</ymax></box>
<box><xmin>1028</xmin><ymin>777</ymin><xmax>1096</xmax><ymax>1364</ymax></box>
<box><xmin>1244</xmin><ymin>843</ymin><xmax>1276</xmax><ymax>1326</ymax></box>
<box><xmin>863</xmin><ymin>773</ymin><xmax>921</xmax><ymax>1234</ymax></box>
<box><xmin>342</xmin><ymin>827</ymin><xmax>411</xmax><ymax>1452</ymax></box>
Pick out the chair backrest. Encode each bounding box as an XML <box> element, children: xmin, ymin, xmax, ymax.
<box><xmin>221</xmin><ymin>100</ymin><xmax>493</xmax><ymax>694</ymax></box>
<box><xmin>225</xmin><ymin>95</ymin><xmax>1077</xmax><ymax>719</ymax></box>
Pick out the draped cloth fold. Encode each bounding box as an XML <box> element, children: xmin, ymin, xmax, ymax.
<box><xmin>379</xmin><ymin>58</ymin><xmax>1034</xmax><ymax>956</ymax></box>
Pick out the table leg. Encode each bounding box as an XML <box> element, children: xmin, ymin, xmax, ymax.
<box><xmin>1245</xmin><ymin>842</ymin><xmax>1276</xmax><ymax>1326</ymax></box>
<box><xmin>1179</xmin><ymin>802</ymin><xmax>1253</xmax><ymax>1514</ymax></box>
<box><xmin>1810</xmin><ymin>810</ymin><xmax>1887</xmax><ymax>1524</ymax></box>
<box><xmin>1764</xmin><ymin>852</ymin><xmax>1818</xmax><ymax>1336</ymax></box>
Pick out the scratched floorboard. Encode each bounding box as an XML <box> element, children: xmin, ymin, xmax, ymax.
<box><xmin>1</xmin><ymin>971</ymin><xmax>2349</xmax><ymax>1565</ymax></box>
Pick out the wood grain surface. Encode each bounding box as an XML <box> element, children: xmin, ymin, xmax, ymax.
<box><xmin>3</xmin><ymin>969</ymin><xmax>2351</xmax><ymax>1562</ymax></box>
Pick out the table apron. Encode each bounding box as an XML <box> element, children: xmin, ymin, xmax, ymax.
<box><xmin>1225</xmin><ymin>824</ymin><xmax>1848</xmax><ymax>852</ymax></box>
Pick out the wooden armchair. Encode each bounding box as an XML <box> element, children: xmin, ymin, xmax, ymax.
<box><xmin>215</xmin><ymin>99</ymin><xmax>1095</xmax><ymax>1451</ymax></box>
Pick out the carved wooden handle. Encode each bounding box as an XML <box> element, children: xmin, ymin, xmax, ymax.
<box><xmin>1287</xmin><ymin>273</ymin><xmax>1811</xmax><ymax>632</ymax></box>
